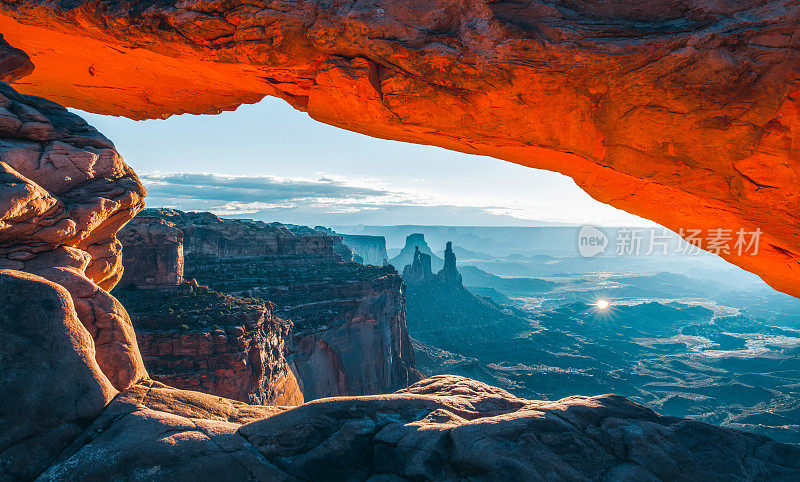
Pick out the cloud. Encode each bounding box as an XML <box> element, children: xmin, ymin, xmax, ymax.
<box><xmin>138</xmin><ymin>171</ymin><xmax>655</xmax><ymax>227</ymax></box>
<box><xmin>138</xmin><ymin>171</ymin><xmax>545</xmax><ymax>226</ymax></box>
<box><xmin>141</xmin><ymin>172</ymin><xmax>391</xmax><ymax>204</ymax></box>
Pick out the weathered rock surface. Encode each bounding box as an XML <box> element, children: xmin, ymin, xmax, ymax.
<box><xmin>1</xmin><ymin>1</ymin><xmax>800</xmax><ymax>296</ymax></box>
<box><xmin>0</xmin><ymin>82</ymin><xmax>147</xmax><ymax>391</ymax></box>
<box><xmin>115</xmin><ymin>284</ymin><xmax>303</xmax><ymax>406</ymax></box>
<box><xmin>116</xmin><ymin>216</ymin><xmax>302</xmax><ymax>405</ymax></box>
<box><xmin>198</xmin><ymin>255</ymin><xmax>420</xmax><ymax>400</ymax></box>
<box><xmin>37</xmin><ymin>379</ymin><xmax>292</xmax><ymax>481</ymax></box>
<box><xmin>38</xmin><ymin>374</ymin><xmax>800</xmax><ymax>481</ymax></box>
<box><xmin>0</xmin><ymin>34</ymin><xmax>31</xmax><ymax>83</ymax></box>
<box><xmin>118</xmin><ymin>216</ymin><xmax>184</xmax><ymax>288</ymax></box>
<box><xmin>0</xmin><ymin>270</ymin><xmax>116</xmax><ymax>480</ymax></box>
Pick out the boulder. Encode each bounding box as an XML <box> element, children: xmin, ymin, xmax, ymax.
<box><xmin>0</xmin><ymin>270</ymin><xmax>116</xmax><ymax>480</ymax></box>
<box><xmin>0</xmin><ymin>83</ymin><xmax>147</xmax><ymax>391</ymax></box>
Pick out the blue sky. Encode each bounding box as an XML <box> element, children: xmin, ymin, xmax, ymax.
<box><xmin>77</xmin><ymin>97</ymin><xmax>650</xmax><ymax>227</ymax></box>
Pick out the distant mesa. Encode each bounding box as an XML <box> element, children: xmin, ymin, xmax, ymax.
<box><xmin>390</xmin><ymin>233</ymin><xmax>443</xmax><ymax>271</ymax></box>
<box><xmin>315</xmin><ymin>226</ymin><xmax>388</xmax><ymax>266</ymax></box>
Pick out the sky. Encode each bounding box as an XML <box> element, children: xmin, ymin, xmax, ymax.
<box><xmin>77</xmin><ymin>97</ymin><xmax>651</xmax><ymax>227</ymax></box>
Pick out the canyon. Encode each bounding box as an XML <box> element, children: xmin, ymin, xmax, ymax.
<box><xmin>2</xmin><ymin>1</ymin><xmax>800</xmax><ymax>478</ymax></box>
<box><xmin>120</xmin><ymin>209</ymin><xmax>418</xmax><ymax>401</ymax></box>
<box><xmin>1</xmin><ymin>0</ymin><xmax>800</xmax><ymax>297</ymax></box>
<box><xmin>115</xmin><ymin>215</ymin><xmax>303</xmax><ymax>405</ymax></box>
<box><xmin>3</xmin><ymin>269</ymin><xmax>799</xmax><ymax>480</ymax></box>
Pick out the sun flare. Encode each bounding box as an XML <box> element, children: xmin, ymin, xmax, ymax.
<box><xmin>596</xmin><ymin>299</ymin><xmax>611</xmax><ymax>310</ymax></box>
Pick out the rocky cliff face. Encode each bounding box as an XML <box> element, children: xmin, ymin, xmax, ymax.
<box><xmin>139</xmin><ymin>209</ymin><xmax>419</xmax><ymax>400</ymax></box>
<box><xmin>115</xmin><ymin>215</ymin><xmax>302</xmax><ymax>405</ymax></box>
<box><xmin>117</xmin><ymin>216</ymin><xmax>183</xmax><ymax>288</ymax></box>
<box><xmin>2</xmin><ymin>1</ymin><xmax>800</xmax><ymax>296</ymax></box>
<box><xmin>340</xmin><ymin>233</ymin><xmax>388</xmax><ymax>266</ymax></box>
<box><xmin>144</xmin><ymin>209</ymin><xmax>339</xmax><ymax>258</ymax></box>
<box><xmin>114</xmin><ymin>284</ymin><xmax>303</xmax><ymax>406</ymax></box>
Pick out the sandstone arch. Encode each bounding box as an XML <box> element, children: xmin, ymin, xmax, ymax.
<box><xmin>0</xmin><ymin>0</ymin><xmax>799</xmax><ymax>299</ymax></box>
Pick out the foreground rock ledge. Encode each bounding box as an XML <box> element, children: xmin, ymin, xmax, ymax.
<box><xmin>2</xmin><ymin>1</ymin><xmax>800</xmax><ymax>296</ymax></box>
<box><xmin>36</xmin><ymin>378</ymin><xmax>800</xmax><ymax>481</ymax></box>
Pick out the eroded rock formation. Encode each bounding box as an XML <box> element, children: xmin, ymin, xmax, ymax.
<box><xmin>0</xmin><ymin>270</ymin><xmax>116</xmax><ymax>479</ymax></box>
<box><xmin>0</xmin><ymin>82</ymin><xmax>146</xmax><ymax>391</ymax></box>
<box><xmin>116</xmin><ymin>215</ymin><xmax>302</xmax><ymax>405</ymax></box>
<box><xmin>392</xmin><ymin>233</ymin><xmax>443</xmax><ymax>273</ymax></box>
<box><xmin>117</xmin><ymin>216</ymin><xmax>183</xmax><ymax>288</ymax></box>
<box><xmin>439</xmin><ymin>241</ymin><xmax>462</xmax><ymax>286</ymax></box>
<box><xmin>402</xmin><ymin>245</ymin><xmax>433</xmax><ymax>286</ymax></box>
<box><xmin>117</xmin><ymin>284</ymin><xmax>303</xmax><ymax>405</ymax></box>
<box><xmin>133</xmin><ymin>209</ymin><xmax>419</xmax><ymax>400</ymax></box>
<box><xmin>0</xmin><ymin>1</ymin><xmax>799</xmax><ymax>295</ymax></box>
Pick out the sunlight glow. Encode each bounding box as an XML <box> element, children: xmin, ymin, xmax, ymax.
<box><xmin>596</xmin><ymin>299</ymin><xmax>611</xmax><ymax>310</ymax></box>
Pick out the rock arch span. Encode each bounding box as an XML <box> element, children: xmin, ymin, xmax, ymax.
<box><xmin>1</xmin><ymin>1</ymin><xmax>800</xmax><ymax>296</ymax></box>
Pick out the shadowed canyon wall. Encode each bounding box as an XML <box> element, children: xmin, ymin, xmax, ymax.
<box><xmin>0</xmin><ymin>1</ymin><xmax>799</xmax><ymax>296</ymax></box>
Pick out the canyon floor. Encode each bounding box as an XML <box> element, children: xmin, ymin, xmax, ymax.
<box><xmin>390</xmin><ymin>228</ymin><xmax>800</xmax><ymax>446</ymax></box>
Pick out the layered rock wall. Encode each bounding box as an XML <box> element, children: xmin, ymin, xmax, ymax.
<box><xmin>341</xmin><ymin>233</ymin><xmax>388</xmax><ymax>266</ymax></box>
<box><xmin>193</xmin><ymin>257</ymin><xmax>419</xmax><ymax>400</ymax></box>
<box><xmin>120</xmin><ymin>285</ymin><xmax>303</xmax><ymax>405</ymax></box>
<box><xmin>116</xmin><ymin>215</ymin><xmax>303</xmax><ymax>405</ymax></box>
<box><xmin>117</xmin><ymin>216</ymin><xmax>183</xmax><ymax>288</ymax></box>
<box><xmin>270</xmin><ymin>271</ymin><xmax>417</xmax><ymax>400</ymax></box>
<box><xmin>147</xmin><ymin>209</ymin><xmax>340</xmax><ymax>259</ymax></box>
<box><xmin>139</xmin><ymin>209</ymin><xmax>419</xmax><ymax>400</ymax></box>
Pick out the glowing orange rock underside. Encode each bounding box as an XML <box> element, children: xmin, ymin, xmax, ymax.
<box><xmin>2</xmin><ymin>5</ymin><xmax>800</xmax><ymax>297</ymax></box>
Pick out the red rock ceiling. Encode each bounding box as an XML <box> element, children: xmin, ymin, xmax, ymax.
<box><xmin>2</xmin><ymin>0</ymin><xmax>800</xmax><ymax>296</ymax></box>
